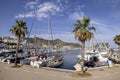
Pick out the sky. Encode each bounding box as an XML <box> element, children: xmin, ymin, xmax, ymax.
<box><xmin>0</xmin><ymin>0</ymin><xmax>120</xmax><ymax>48</ymax></box>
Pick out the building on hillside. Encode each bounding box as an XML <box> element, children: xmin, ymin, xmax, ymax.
<box><xmin>2</xmin><ymin>36</ymin><xmax>17</xmax><ymax>43</ymax></box>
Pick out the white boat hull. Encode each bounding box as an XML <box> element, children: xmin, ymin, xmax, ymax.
<box><xmin>47</xmin><ymin>59</ymin><xmax>63</xmax><ymax>68</ymax></box>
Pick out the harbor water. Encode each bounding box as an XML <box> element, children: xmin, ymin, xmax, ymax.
<box><xmin>0</xmin><ymin>49</ymin><xmax>80</xmax><ymax>70</ymax></box>
<box><xmin>59</xmin><ymin>49</ymin><xmax>80</xmax><ymax>70</ymax></box>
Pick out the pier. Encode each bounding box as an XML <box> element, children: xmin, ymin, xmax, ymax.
<box><xmin>0</xmin><ymin>62</ymin><xmax>120</xmax><ymax>80</ymax></box>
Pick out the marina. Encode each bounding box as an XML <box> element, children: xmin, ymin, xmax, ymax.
<box><xmin>0</xmin><ymin>49</ymin><xmax>120</xmax><ymax>70</ymax></box>
<box><xmin>0</xmin><ymin>0</ymin><xmax>120</xmax><ymax>80</ymax></box>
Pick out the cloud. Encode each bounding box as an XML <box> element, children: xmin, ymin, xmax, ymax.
<box><xmin>16</xmin><ymin>0</ymin><xmax>85</xmax><ymax>20</ymax></box>
<box><xmin>16</xmin><ymin>2</ymin><xmax>61</xmax><ymax>20</ymax></box>
<box><xmin>69</xmin><ymin>12</ymin><xmax>85</xmax><ymax>20</ymax></box>
<box><xmin>25</xmin><ymin>0</ymin><xmax>38</xmax><ymax>9</ymax></box>
<box><xmin>15</xmin><ymin>11</ymin><xmax>34</xmax><ymax>18</ymax></box>
<box><xmin>38</xmin><ymin>2</ymin><xmax>60</xmax><ymax>12</ymax></box>
<box><xmin>36</xmin><ymin>2</ymin><xmax>60</xmax><ymax>19</ymax></box>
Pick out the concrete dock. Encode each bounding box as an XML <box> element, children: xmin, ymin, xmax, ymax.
<box><xmin>0</xmin><ymin>62</ymin><xmax>120</xmax><ymax>80</ymax></box>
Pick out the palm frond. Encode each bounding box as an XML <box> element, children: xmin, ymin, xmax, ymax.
<box><xmin>88</xmin><ymin>26</ymin><xmax>96</xmax><ymax>31</ymax></box>
<box><xmin>114</xmin><ymin>34</ymin><xmax>120</xmax><ymax>45</ymax></box>
<box><xmin>10</xmin><ymin>20</ymin><xmax>28</xmax><ymax>37</ymax></box>
<box><xmin>73</xmin><ymin>16</ymin><xmax>95</xmax><ymax>42</ymax></box>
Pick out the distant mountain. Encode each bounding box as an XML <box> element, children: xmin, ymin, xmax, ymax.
<box><xmin>26</xmin><ymin>37</ymin><xmax>80</xmax><ymax>48</ymax></box>
<box><xmin>0</xmin><ymin>36</ymin><xmax>80</xmax><ymax>49</ymax></box>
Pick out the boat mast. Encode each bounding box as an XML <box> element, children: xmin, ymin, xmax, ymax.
<box><xmin>23</xmin><ymin>12</ymin><xmax>28</xmax><ymax>52</ymax></box>
<box><xmin>48</xmin><ymin>15</ymin><xmax>54</xmax><ymax>52</ymax></box>
<box><xmin>34</xmin><ymin>7</ymin><xmax>37</xmax><ymax>54</ymax></box>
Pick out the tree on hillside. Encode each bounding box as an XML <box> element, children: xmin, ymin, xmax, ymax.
<box><xmin>73</xmin><ymin>16</ymin><xmax>95</xmax><ymax>73</ymax></box>
<box><xmin>114</xmin><ymin>34</ymin><xmax>120</xmax><ymax>53</ymax></box>
<box><xmin>10</xmin><ymin>20</ymin><xmax>28</xmax><ymax>66</ymax></box>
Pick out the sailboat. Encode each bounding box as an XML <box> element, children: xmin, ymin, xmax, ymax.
<box><xmin>29</xmin><ymin>15</ymin><xmax>63</xmax><ymax>68</ymax></box>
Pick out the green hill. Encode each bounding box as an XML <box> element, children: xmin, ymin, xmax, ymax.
<box><xmin>26</xmin><ymin>37</ymin><xmax>80</xmax><ymax>49</ymax></box>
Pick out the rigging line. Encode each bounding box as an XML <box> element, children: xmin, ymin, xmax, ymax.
<box><xmin>26</xmin><ymin>19</ymin><xmax>34</xmax><ymax>46</ymax></box>
<box><xmin>25</xmin><ymin>17</ymin><xmax>34</xmax><ymax>49</ymax></box>
<box><xmin>33</xmin><ymin>7</ymin><xmax>38</xmax><ymax>53</ymax></box>
<box><xmin>49</xmin><ymin>16</ymin><xmax>54</xmax><ymax>49</ymax></box>
<box><xmin>86</xmin><ymin>24</ymin><xmax>96</xmax><ymax>50</ymax></box>
<box><xmin>48</xmin><ymin>15</ymin><xmax>54</xmax><ymax>51</ymax></box>
<box><xmin>96</xmin><ymin>28</ymin><xmax>104</xmax><ymax>43</ymax></box>
<box><xmin>94</xmin><ymin>35</ymin><xmax>98</xmax><ymax>45</ymax></box>
<box><xmin>93</xmin><ymin>29</ymin><xmax>103</xmax><ymax>45</ymax></box>
<box><xmin>48</xmin><ymin>15</ymin><xmax>50</xmax><ymax>51</ymax></box>
<box><xmin>94</xmin><ymin>29</ymin><xmax>109</xmax><ymax>51</ymax></box>
<box><xmin>21</xmin><ymin>10</ymin><xmax>35</xmax><ymax>52</ymax></box>
<box><xmin>22</xmin><ymin>12</ymin><xmax>28</xmax><ymax>49</ymax></box>
<box><xmin>23</xmin><ymin>12</ymin><xmax>26</xmax><ymax>21</ymax></box>
<box><xmin>25</xmin><ymin>8</ymin><xmax>37</xmax><ymax>51</ymax></box>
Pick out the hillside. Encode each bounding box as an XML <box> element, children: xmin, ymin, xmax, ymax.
<box><xmin>26</xmin><ymin>37</ymin><xmax>80</xmax><ymax>49</ymax></box>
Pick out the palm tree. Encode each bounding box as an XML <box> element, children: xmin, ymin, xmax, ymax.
<box><xmin>114</xmin><ymin>34</ymin><xmax>120</xmax><ymax>53</ymax></box>
<box><xmin>94</xmin><ymin>43</ymin><xmax>100</xmax><ymax>49</ymax></box>
<box><xmin>105</xmin><ymin>43</ymin><xmax>110</xmax><ymax>50</ymax></box>
<box><xmin>10</xmin><ymin>20</ymin><xmax>28</xmax><ymax>66</ymax></box>
<box><xmin>73</xmin><ymin>17</ymin><xmax>95</xmax><ymax>73</ymax></box>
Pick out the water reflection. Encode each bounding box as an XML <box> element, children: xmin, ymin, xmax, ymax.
<box><xmin>59</xmin><ymin>49</ymin><xmax>80</xmax><ymax>70</ymax></box>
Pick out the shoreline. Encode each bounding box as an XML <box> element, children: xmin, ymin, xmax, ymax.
<box><xmin>0</xmin><ymin>62</ymin><xmax>120</xmax><ymax>80</ymax></box>
<box><xmin>1</xmin><ymin>61</ymin><xmax>120</xmax><ymax>73</ymax></box>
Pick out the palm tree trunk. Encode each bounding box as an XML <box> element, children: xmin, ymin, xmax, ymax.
<box><xmin>15</xmin><ymin>36</ymin><xmax>20</xmax><ymax>66</ymax></box>
<box><xmin>81</xmin><ymin>41</ymin><xmax>85</xmax><ymax>74</ymax></box>
<box><xmin>119</xmin><ymin>45</ymin><xmax>120</xmax><ymax>54</ymax></box>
